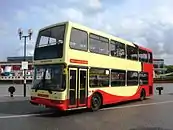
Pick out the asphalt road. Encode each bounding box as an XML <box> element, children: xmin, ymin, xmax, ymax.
<box><xmin>0</xmin><ymin>83</ymin><xmax>173</xmax><ymax>130</ymax></box>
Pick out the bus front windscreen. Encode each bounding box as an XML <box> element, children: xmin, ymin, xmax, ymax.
<box><xmin>34</xmin><ymin>25</ymin><xmax>65</xmax><ymax>60</ymax></box>
<box><xmin>32</xmin><ymin>65</ymin><xmax>66</xmax><ymax>92</ymax></box>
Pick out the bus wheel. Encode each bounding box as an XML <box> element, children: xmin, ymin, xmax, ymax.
<box><xmin>91</xmin><ymin>93</ymin><xmax>102</xmax><ymax>111</ymax></box>
<box><xmin>140</xmin><ymin>89</ymin><xmax>146</xmax><ymax>101</ymax></box>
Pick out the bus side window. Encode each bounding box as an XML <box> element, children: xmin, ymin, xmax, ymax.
<box><xmin>89</xmin><ymin>68</ymin><xmax>109</xmax><ymax>87</ymax></box>
<box><xmin>89</xmin><ymin>34</ymin><xmax>109</xmax><ymax>55</ymax></box>
<box><xmin>127</xmin><ymin>45</ymin><xmax>138</xmax><ymax>61</ymax></box>
<box><xmin>127</xmin><ymin>71</ymin><xmax>138</xmax><ymax>86</ymax></box>
<box><xmin>139</xmin><ymin>72</ymin><xmax>148</xmax><ymax>85</ymax></box>
<box><xmin>148</xmin><ymin>52</ymin><xmax>153</xmax><ymax>63</ymax></box>
<box><xmin>139</xmin><ymin>49</ymin><xmax>148</xmax><ymax>63</ymax></box>
<box><xmin>110</xmin><ymin>40</ymin><xmax>126</xmax><ymax>58</ymax></box>
<box><xmin>70</xmin><ymin>28</ymin><xmax>88</xmax><ymax>51</ymax></box>
<box><xmin>111</xmin><ymin>70</ymin><xmax>126</xmax><ymax>87</ymax></box>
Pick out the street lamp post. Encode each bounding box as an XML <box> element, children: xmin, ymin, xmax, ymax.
<box><xmin>18</xmin><ymin>28</ymin><xmax>33</xmax><ymax>97</ymax></box>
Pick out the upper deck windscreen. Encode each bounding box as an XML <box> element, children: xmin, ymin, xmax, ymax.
<box><xmin>34</xmin><ymin>25</ymin><xmax>65</xmax><ymax>60</ymax></box>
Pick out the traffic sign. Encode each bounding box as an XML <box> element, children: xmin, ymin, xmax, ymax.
<box><xmin>21</xmin><ymin>61</ymin><xmax>28</xmax><ymax>70</ymax></box>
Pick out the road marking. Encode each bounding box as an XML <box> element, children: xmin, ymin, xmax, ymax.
<box><xmin>101</xmin><ymin>100</ymin><xmax>173</xmax><ymax>111</ymax></box>
<box><xmin>0</xmin><ymin>113</ymin><xmax>53</xmax><ymax>119</ymax></box>
<box><xmin>0</xmin><ymin>95</ymin><xmax>30</xmax><ymax>97</ymax></box>
<box><xmin>0</xmin><ymin>100</ymin><xmax>173</xmax><ymax>119</ymax></box>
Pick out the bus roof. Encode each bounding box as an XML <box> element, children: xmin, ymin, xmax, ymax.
<box><xmin>138</xmin><ymin>45</ymin><xmax>152</xmax><ymax>53</ymax></box>
<box><xmin>69</xmin><ymin>21</ymin><xmax>135</xmax><ymax>46</ymax></box>
<box><xmin>39</xmin><ymin>21</ymin><xmax>68</xmax><ymax>31</ymax></box>
<box><xmin>38</xmin><ymin>21</ymin><xmax>152</xmax><ymax>51</ymax></box>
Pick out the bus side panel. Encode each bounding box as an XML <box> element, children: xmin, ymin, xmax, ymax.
<box><xmin>87</xmin><ymin>87</ymin><xmax>143</xmax><ymax>108</ymax></box>
<box><xmin>142</xmin><ymin>62</ymin><xmax>153</xmax><ymax>96</ymax></box>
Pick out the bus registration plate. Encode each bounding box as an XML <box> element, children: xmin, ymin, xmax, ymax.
<box><xmin>39</xmin><ymin>104</ymin><xmax>46</xmax><ymax>108</ymax></box>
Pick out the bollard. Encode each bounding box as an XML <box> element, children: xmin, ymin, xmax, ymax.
<box><xmin>156</xmin><ymin>86</ymin><xmax>163</xmax><ymax>95</ymax></box>
<box><xmin>8</xmin><ymin>86</ymin><xmax>16</xmax><ymax>97</ymax></box>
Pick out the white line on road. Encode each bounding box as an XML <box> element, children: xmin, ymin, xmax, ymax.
<box><xmin>101</xmin><ymin>100</ymin><xmax>173</xmax><ymax>111</ymax></box>
<box><xmin>0</xmin><ymin>100</ymin><xmax>173</xmax><ymax>119</ymax></box>
<box><xmin>0</xmin><ymin>113</ymin><xmax>53</xmax><ymax>119</ymax></box>
<box><xmin>0</xmin><ymin>95</ymin><xmax>30</xmax><ymax>97</ymax></box>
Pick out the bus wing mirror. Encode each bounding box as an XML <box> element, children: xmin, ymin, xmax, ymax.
<box><xmin>63</xmin><ymin>68</ymin><xmax>68</xmax><ymax>74</ymax></box>
<box><xmin>105</xmin><ymin>70</ymin><xmax>109</xmax><ymax>75</ymax></box>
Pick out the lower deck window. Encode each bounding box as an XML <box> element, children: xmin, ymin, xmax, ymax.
<box><xmin>89</xmin><ymin>68</ymin><xmax>109</xmax><ymax>87</ymax></box>
<box><xmin>111</xmin><ymin>70</ymin><xmax>126</xmax><ymax>86</ymax></box>
<box><xmin>139</xmin><ymin>72</ymin><xmax>148</xmax><ymax>85</ymax></box>
<box><xmin>127</xmin><ymin>71</ymin><xmax>138</xmax><ymax>86</ymax></box>
<box><xmin>87</xmin><ymin>67</ymin><xmax>149</xmax><ymax>87</ymax></box>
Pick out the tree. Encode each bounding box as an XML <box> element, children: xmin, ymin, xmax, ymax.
<box><xmin>165</xmin><ymin>65</ymin><xmax>173</xmax><ymax>73</ymax></box>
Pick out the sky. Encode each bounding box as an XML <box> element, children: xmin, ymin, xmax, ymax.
<box><xmin>0</xmin><ymin>0</ymin><xmax>173</xmax><ymax>64</ymax></box>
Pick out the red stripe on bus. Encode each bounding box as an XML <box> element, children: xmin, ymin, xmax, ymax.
<box><xmin>70</xmin><ymin>59</ymin><xmax>88</xmax><ymax>64</ymax></box>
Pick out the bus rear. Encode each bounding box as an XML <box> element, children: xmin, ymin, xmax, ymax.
<box><xmin>138</xmin><ymin>45</ymin><xmax>153</xmax><ymax>96</ymax></box>
<box><xmin>30</xmin><ymin>22</ymin><xmax>68</xmax><ymax>111</ymax></box>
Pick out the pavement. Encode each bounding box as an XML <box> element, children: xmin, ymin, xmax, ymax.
<box><xmin>0</xmin><ymin>83</ymin><xmax>173</xmax><ymax>130</ymax></box>
<box><xmin>0</xmin><ymin>84</ymin><xmax>31</xmax><ymax>97</ymax></box>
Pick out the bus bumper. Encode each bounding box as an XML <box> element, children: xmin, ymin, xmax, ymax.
<box><xmin>30</xmin><ymin>96</ymin><xmax>66</xmax><ymax>111</ymax></box>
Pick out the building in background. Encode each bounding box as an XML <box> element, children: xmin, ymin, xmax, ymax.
<box><xmin>0</xmin><ymin>57</ymin><xmax>168</xmax><ymax>80</ymax></box>
<box><xmin>0</xmin><ymin>56</ymin><xmax>33</xmax><ymax>81</ymax></box>
<box><xmin>7</xmin><ymin>56</ymin><xmax>33</xmax><ymax>62</ymax></box>
<box><xmin>153</xmin><ymin>59</ymin><xmax>167</xmax><ymax>75</ymax></box>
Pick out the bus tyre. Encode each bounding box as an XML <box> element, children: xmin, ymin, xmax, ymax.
<box><xmin>91</xmin><ymin>93</ymin><xmax>102</xmax><ymax>111</ymax></box>
<box><xmin>140</xmin><ymin>89</ymin><xmax>146</xmax><ymax>101</ymax></box>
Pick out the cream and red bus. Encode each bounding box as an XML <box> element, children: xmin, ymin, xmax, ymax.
<box><xmin>30</xmin><ymin>21</ymin><xmax>153</xmax><ymax>111</ymax></box>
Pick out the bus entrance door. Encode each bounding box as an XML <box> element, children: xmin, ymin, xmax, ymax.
<box><xmin>78</xmin><ymin>69</ymin><xmax>87</xmax><ymax>107</ymax></box>
<box><xmin>68</xmin><ymin>68</ymin><xmax>87</xmax><ymax>109</ymax></box>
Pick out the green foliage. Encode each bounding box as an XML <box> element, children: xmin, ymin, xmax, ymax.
<box><xmin>165</xmin><ymin>65</ymin><xmax>173</xmax><ymax>73</ymax></box>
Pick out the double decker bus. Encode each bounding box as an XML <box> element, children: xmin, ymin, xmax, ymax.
<box><xmin>30</xmin><ymin>21</ymin><xmax>153</xmax><ymax>111</ymax></box>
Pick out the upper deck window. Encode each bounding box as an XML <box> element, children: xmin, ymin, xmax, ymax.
<box><xmin>127</xmin><ymin>45</ymin><xmax>138</xmax><ymax>61</ymax></box>
<box><xmin>110</xmin><ymin>40</ymin><xmax>126</xmax><ymax>58</ymax></box>
<box><xmin>148</xmin><ymin>52</ymin><xmax>153</xmax><ymax>63</ymax></box>
<box><xmin>70</xmin><ymin>28</ymin><xmax>88</xmax><ymax>51</ymax></box>
<box><xmin>36</xmin><ymin>25</ymin><xmax>65</xmax><ymax>47</ymax></box>
<box><xmin>34</xmin><ymin>25</ymin><xmax>65</xmax><ymax>60</ymax></box>
<box><xmin>139</xmin><ymin>49</ymin><xmax>148</xmax><ymax>62</ymax></box>
<box><xmin>89</xmin><ymin>34</ymin><xmax>109</xmax><ymax>55</ymax></box>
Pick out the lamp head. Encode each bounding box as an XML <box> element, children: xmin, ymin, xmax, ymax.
<box><xmin>18</xmin><ymin>28</ymin><xmax>23</xmax><ymax>40</ymax></box>
<box><xmin>28</xmin><ymin>29</ymin><xmax>33</xmax><ymax>40</ymax></box>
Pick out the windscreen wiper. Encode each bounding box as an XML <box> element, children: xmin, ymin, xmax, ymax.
<box><xmin>35</xmin><ymin>76</ymin><xmax>45</xmax><ymax>92</ymax></box>
<box><xmin>35</xmin><ymin>81</ymin><xmax>41</xmax><ymax>92</ymax></box>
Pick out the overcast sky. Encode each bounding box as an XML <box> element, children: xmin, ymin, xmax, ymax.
<box><xmin>0</xmin><ymin>0</ymin><xmax>173</xmax><ymax>64</ymax></box>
